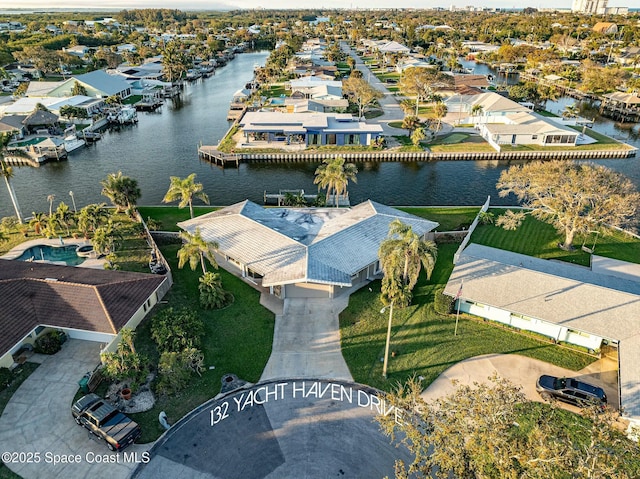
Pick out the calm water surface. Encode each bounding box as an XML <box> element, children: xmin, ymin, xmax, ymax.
<box><xmin>1</xmin><ymin>52</ymin><xmax>639</xmax><ymax>218</ymax></box>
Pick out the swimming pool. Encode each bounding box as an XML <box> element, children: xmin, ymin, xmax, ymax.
<box><xmin>269</xmin><ymin>98</ymin><xmax>286</xmax><ymax>105</ymax></box>
<box><xmin>16</xmin><ymin>245</ymin><xmax>86</xmax><ymax>266</ymax></box>
<box><xmin>9</xmin><ymin>137</ymin><xmax>49</xmax><ymax>147</ymax></box>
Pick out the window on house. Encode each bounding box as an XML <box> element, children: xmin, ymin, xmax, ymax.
<box><xmin>308</xmin><ymin>133</ymin><xmax>321</xmax><ymax>145</ymax></box>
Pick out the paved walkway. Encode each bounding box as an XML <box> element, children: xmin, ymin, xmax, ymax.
<box><xmin>260</xmin><ymin>297</ymin><xmax>353</xmax><ymax>382</ymax></box>
<box><xmin>0</xmin><ymin>340</ymin><xmax>149</xmax><ymax>479</ymax></box>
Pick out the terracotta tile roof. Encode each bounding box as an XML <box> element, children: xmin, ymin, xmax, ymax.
<box><xmin>0</xmin><ymin>260</ymin><xmax>166</xmax><ymax>359</ymax></box>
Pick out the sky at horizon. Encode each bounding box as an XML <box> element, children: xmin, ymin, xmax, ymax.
<box><xmin>0</xmin><ymin>1</ymin><xmax>583</xmax><ymax>12</ymax></box>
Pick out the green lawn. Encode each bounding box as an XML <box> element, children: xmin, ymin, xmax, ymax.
<box><xmin>340</xmin><ymin>244</ymin><xmax>596</xmax><ymax>392</ymax></box>
<box><xmin>130</xmin><ymin>242</ymin><xmax>275</xmax><ymax>443</ymax></box>
<box><xmin>399</xmin><ymin>206</ymin><xmax>480</xmax><ymax>231</ymax></box>
<box><xmin>138</xmin><ymin>206</ymin><xmax>217</xmax><ymax>232</ymax></box>
<box><xmin>472</xmin><ymin>210</ymin><xmax>640</xmax><ymax>266</ymax></box>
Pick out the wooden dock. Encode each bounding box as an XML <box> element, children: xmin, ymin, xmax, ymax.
<box><xmin>198</xmin><ymin>145</ymin><xmax>240</xmax><ymax>167</ymax></box>
<box><xmin>264</xmin><ymin>189</ymin><xmax>350</xmax><ymax>207</ymax></box>
<box><xmin>227</xmin><ymin>103</ymin><xmax>247</xmax><ymax>121</ymax></box>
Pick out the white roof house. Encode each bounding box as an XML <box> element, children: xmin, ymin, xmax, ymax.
<box><xmin>444</xmin><ymin>243</ymin><xmax>640</xmax><ymax>423</ymax></box>
<box><xmin>42</xmin><ymin>70</ymin><xmax>132</xmax><ymax>99</ymax></box>
<box><xmin>178</xmin><ymin>200</ymin><xmax>438</xmax><ymax>297</ymax></box>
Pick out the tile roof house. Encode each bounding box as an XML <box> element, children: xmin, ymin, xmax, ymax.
<box><xmin>444</xmin><ymin>243</ymin><xmax>640</xmax><ymax>426</ymax></box>
<box><xmin>178</xmin><ymin>200</ymin><xmax>438</xmax><ymax>299</ymax></box>
<box><xmin>0</xmin><ymin>260</ymin><xmax>169</xmax><ymax>369</ymax></box>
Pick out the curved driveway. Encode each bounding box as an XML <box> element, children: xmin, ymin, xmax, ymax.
<box><xmin>0</xmin><ymin>340</ymin><xmax>149</xmax><ymax>479</ymax></box>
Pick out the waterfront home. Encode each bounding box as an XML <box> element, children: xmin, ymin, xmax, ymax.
<box><xmin>239</xmin><ymin>111</ymin><xmax>383</xmax><ymax>147</ymax></box>
<box><xmin>178</xmin><ymin>200</ymin><xmax>437</xmax><ymax>300</ymax></box>
<box><xmin>0</xmin><ymin>260</ymin><xmax>169</xmax><ymax>369</ymax></box>
<box><xmin>280</xmin><ymin>97</ymin><xmax>349</xmax><ymax>113</ymax></box>
<box><xmin>288</xmin><ymin>77</ymin><xmax>343</xmax><ymax>99</ymax></box>
<box><xmin>0</xmin><ymin>115</ymin><xmax>27</xmax><ymax>139</ymax></box>
<box><xmin>3</xmin><ymin>95</ymin><xmax>104</xmax><ymax>118</ymax></box>
<box><xmin>444</xmin><ymin>243</ymin><xmax>640</xmax><ymax>428</ymax></box>
<box><xmin>26</xmin><ymin>70</ymin><xmax>132</xmax><ymax>101</ymax></box>
<box><xmin>445</xmin><ymin>91</ymin><xmax>578</xmax><ymax>149</ymax></box>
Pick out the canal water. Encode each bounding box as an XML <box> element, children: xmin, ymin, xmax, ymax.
<box><xmin>0</xmin><ymin>51</ymin><xmax>639</xmax><ymax>218</ymax></box>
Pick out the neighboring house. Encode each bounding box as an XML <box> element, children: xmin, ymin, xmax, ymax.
<box><xmin>592</xmin><ymin>22</ymin><xmax>618</xmax><ymax>35</ymax></box>
<box><xmin>443</xmin><ymin>243</ymin><xmax>640</xmax><ymax>426</ymax></box>
<box><xmin>453</xmin><ymin>74</ymin><xmax>490</xmax><ymax>90</ymax></box>
<box><xmin>0</xmin><ymin>260</ymin><xmax>169</xmax><ymax>369</ymax></box>
<box><xmin>396</xmin><ymin>57</ymin><xmax>435</xmax><ymax>73</ymax></box>
<box><xmin>288</xmin><ymin>77</ymin><xmax>343</xmax><ymax>98</ymax></box>
<box><xmin>283</xmin><ymin>97</ymin><xmax>349</xmax><ymax>113</ymax></box>
<box><xmin>445</xmin><ymin>91</ymin><xmax>578</xmax><ymax>150</ymax></box>
<box><xmin>3</xmin><ymin>96</ymin><xmax>104</xmax><ymax>117</ymax></box>
<box><xmin>45</xmin><ymin>70</ymin><xmax>132</xmax><ymax>100</ymax></box>
<box><xmin>178</xmin><ymin>200</ymin><xmax>438</xmax><ymax>299</ymax></box>
<box><xmin>616</xmin><ymin>46</ymin><xmax>640</xmax><ymax>66</ymax></box>
<box><xmin>63</xmin><ymin>45</ymin><xmax>91</xmax><ymax>58</ymax></box>
<box><xmin>0</xmin><ymin>115</ymin><xmax>27</xmax><ymax>139</ymax></box>
<box><xmin>239</xmin><ymin>111</ymin><xmax>383</xmax><ymax>147</ymax></box>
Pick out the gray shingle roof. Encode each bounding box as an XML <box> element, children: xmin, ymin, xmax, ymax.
<box><xmin>178</xmin><ymin>200</ymin><xmax>439</xmax><ymax>288</ymax></box>
<box><xmin>444</xmin><ymin>243</ymin><xmax>640</xmax><ymax>419</ymax></box>
<box><xmin>74</xmin><ymin>70</ymin><xmax>131</xmax><ymax>96</ymax></box>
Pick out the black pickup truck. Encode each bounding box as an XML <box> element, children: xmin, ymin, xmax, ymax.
<box><xmin>71</xmin><ymin>394</ymin><xmax>142</xmax><ymax>451</ymax></box>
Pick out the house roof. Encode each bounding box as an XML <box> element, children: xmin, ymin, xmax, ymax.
<box><xmin>178</xmin><ymin>200</ymin><xmax>438</xmax><ymax>287</ymax></box>
<box><xmin>26</xmin><ymin>81</ymin><xmax>64</xmax><ymax>97</ymax></box>
<box><xmin>377</xmin><ymin>41</ymin><xmax>410</xmax><ymax>53</ymax></box>
<box><xmin>453</xmin><ymin>74</ymin><xmax>489</xmax><ymax>88</ymax></box>
<box><xmin>445</xmin><ymin>91</ymin><xmax>530</xmax><ymax>114</ymax></box>
<box><xmin>72</xmin><ymin>70</ymin><xmax>131</xmax><ymax>96</ymax></box>
<box><xmin>240</xmin><ymin>111</ymin><xmax>383</xmax><ymax>135</ymax></box>
<box><xmin>603</xmin><ymin>92</ymin><xmax>640</xmax><ymax>106</ymax></box>
<box><xmin>23</xmin><ymin>109</ymin><xmax>59</xmax><ymax>126</ymax></box>
<box><xmin>483</xmin><ymin>113</ymin><xmax>578</xmax><ymax>136</ymax></box>
<box><xmin>0</xmin><ymin>260</ymin><xmax>166</xmax><ymax>359</ymax></box>
<box><xmin>444</xmin><ymin>243</ymin><xmax>640</xmax><ymax>419</ymax></box>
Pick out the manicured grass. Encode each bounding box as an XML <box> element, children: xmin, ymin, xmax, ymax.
<box><xmin>266</xmin><ymin>84</ymin><xmax>286</xmax><ymax>97</ymax></box>
<box><xmin>429</xmin><ymin>140</ymin><xmax>496</xmax><ymax>153</ymax></box>
<box><xmin>536</xmin><ymin>110</ymin><xmax>559</xmax><ymax>117</ymax></box>
<box><xmin>399</xmin><ymin>206</ymin><xmax>480</xmax><ymax>231</ymax></box>
<box><xmin>438</xmin><ymin>133</ymin><xmax>469</xmax><ymax>144</ymax></box>
<box><xmin>122</xmin><ymin>95</ymin><xmax>142</xmax><ymax>105</ymax></box>
<box><xmin>130</xmin><ymin>242</ymin><xmax>275</xmax><ymax>443</ymax></box>
<box><xmin>340</xmin><ymin>243</ymin><xmax>596</xmax><ymax>392</ymax></box>
<box><xmin>138</xmin><ymin>206</ymin><xmax>218</xmax><ymax>232</ymax></box>
<box><xmin>472</xmin><ymin>209</ymin><xmax>640</xmax><ymax>266</ymax></box>
<box><xmin>388</xmin><ymin>121</ymin><xmax>405</xmax><ymax>129</ymax></box>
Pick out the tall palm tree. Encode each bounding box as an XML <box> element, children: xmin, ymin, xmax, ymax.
<box><xmin>313</xmin><ymin>157</ymin><xmax>358</xmax><ymax>207</ymax></box>
<box><xmin>29</xmin><ymin>212</ymin><xmax>47</xmax><ymax>236</ymax></box>
<box><xmin>378</xmin><ymin>219</ymin><xmax>438</xmax><ymax>307</ymax></box>
<box><xmin>177</xmin><ymin>228</ymin><xmax>219</xmax><ymax>275</ymax></box>
<box><xmin>433</xmin><ymin>102</ymin><xmax>448</xmax><ymax>132</ymax></box>
<box><xmin>0</xmin><ymin>133</ymin><xmax>23</xmax><ymax>223</ymax></box>
<box><xmin>47</xmin><ymin>194</ymin><xmax>55</xmax><ymax>217</ymax></box>
<box><xmin>162</xmin><ymin>173</ymin><xmax>209</xmax><ymax>219</ymax></box>
<box><xmin>55</xmin><ymin>201</ymin><xmax>73</xmax><ymax>236</ymax></box>
<box><xmin>100</xmin><ymin>171</ymin><xmax>141</xmax><ymax>214</ymax></box>
<box><xmin>471</xmin><ymin>104</ymin><xmax>484</xmax><ymax>117</ymax></box>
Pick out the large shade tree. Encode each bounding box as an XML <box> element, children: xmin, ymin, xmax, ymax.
<box><xmin>342</xmin><ymin>76</ymin><xmax>384</xmax><ymax>119</ymax></box>
<box><xmin>496</xmin><ymin>161</ymin><xmax>640</xmax><ymax>250</ymax></box>
<box><xmin>177</xmin><ymin>228</ymin><xmax>219</xmax><ymax>275</ymax></box>
<box><xmin>162</xmin><ymin>173</ymin><xmax>209</xmax><ymax>219</ymax></box>
<box><xmin>100</xmin><ymin>171</ymin><xmax>141</xmax><ymax>214</ymax></box>
<box><xmin>378</xmin><ymin>376</ymin><xmax>640</xmax><ymax>479</ymax></box>
<box><xmin>0</xmin><ymin>133</ymin><xmax>23</xmax><ymax>223</ymax></box>
<box><xmin>313</xmin><ymin>156</ymin><xmax>358</xmax><ymax>207</ymax></box>
<box><xmin>399</xmin><ymin>67</ymin><xmax>454</xmax><ymax>116</ymax></box>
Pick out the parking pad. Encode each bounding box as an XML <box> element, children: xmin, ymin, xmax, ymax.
<box><xmin>132</xmin><ymin>380</ymin><xmax>411</xmax><ymax>479</ymax></box>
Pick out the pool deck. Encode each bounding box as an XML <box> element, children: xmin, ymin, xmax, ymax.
<box><xmin>1</xmin><ymin>238</ymin><xmax>106</xmax><ymax>269</ymax></box>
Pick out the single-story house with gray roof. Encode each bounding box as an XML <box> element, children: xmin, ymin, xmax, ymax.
<box><xmin>45</xmin><ymin>70</ymin><xmax>131</xmax><ymax>100</ymax></box>
<box><xmin>178</xmin><ymin>200</ymin><xmax>438</xmax><ymax>299</ymax></box>
<box><xmin>444</xmin><ymin>243</ymin><xmax>640</xmax><ymax>425</ymax></box>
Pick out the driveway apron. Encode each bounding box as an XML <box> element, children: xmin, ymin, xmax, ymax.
<box><xmin>260</xmin><ymin>297</ymin><xmax>353</xmax><ymax>382</ymax></box>
<box><xmin>0</xmin><ymin>339</ymin><xmax>149</xmax><ymax>479</ymax></box>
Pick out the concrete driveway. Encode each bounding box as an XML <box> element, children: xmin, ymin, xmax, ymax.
<box><xmin>260</xmin><ymin>297</ymin><xmax>353</xmax><ymax>382</ymax></box>
<box><xmin>421</xmin><ymin>353</ymin><xmax>619</xmax><ymax>413</ymax></box>
<box><xmin>0</xmin><ymin>340</ymin><xmax>149</xmax><ymax>479</ymax></box>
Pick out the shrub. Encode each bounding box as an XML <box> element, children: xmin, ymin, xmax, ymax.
<box><xmin>34</xmin><ymin>331</ymin><xmax>63</xmax><ymax>354</ymax></box>
<box><xmin>198</xmin><ymin>272</ymin><xmax>233</xmax><ymax>310</ymax></box>
<box><xmin>434</xmin><ymin>289</ymin><xmax>454</xmax><ymax>315</ymax></box>
<box><xmin>155</xmin><ymin>351</ymin><xmax>192</xmax><ymax>396</ymax></box>
<box><xmin>1</xmin><ymin>216</ymin><xmax>19</xmax><ymax>231</ymax></box>
<box><xmin>151</xmin><ymin>307</ymin><xmax>205</xmax><ymax>353</ymax></box>
<box><xmin>101</xmin><ymin>329</ymin><xmax>148</xmax><ymax>391</ymax></box>
<box><xmin>0</xmin><ymin>367</ymin><xmax>12</xmax><ymax>389</ymax></box>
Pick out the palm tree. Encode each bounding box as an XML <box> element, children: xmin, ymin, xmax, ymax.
<box><xmin>0</xmin><ymin>133</ymin><xmax>23</xmax><ymax>223</ymax></box>
<box><xmin>378</xmin><ymin>219</ymin><xmax>438</xmax><ymax>308</ymax></box>
<box><xmin>47</xmin><ymin>194</ymin><xmax>55</xmax><ymax>217</ymax></box>
<box><xmin>471</xmin><ymin>104</ymin><xmax>484</xmax><ymax>118</ymax></box>
<box><xmin>29</xmin><ymin>212</ymin><xmax>47</xmax><ymax>236</ymax></box>
<box><xmin>100</xmin><ymin>171</ymin><xmax>141</xmax><ymax>214</ymax></box>
<box><xmin>162</xmin><ymin>173</ymin><xmax>209</xmax><ymax>219</ymax></box>
<box><xmin>177</xmin><ymin>228</ymin><xmax>219</xmax><ymax>275</ymax></box>
<box><xmin>563</xmin><ymin>103</ymin><xmax>579</xmax><ymax>119</ymax></box>
<box><xmin>198</xmin><ymin>272</ymin><xmax>232</xmax><ymax>309</ymax></box>
<box><xmin>55</xmin><ymin>201</ymin><xmax>73</xmax><ymax>236</ymax></box>
<box><xmin>77</xmin><ymin>203</ymin><xmax>109</xmax><ymax>238</ymax></box>
<box><xmin>401</xmin><ymin>115</ymin><xmax>421</xmax><ymax>134</ymax></box>
<box><xmin>313</xmin><ymin>157</ymin><xmax>358</xmax><ymax>207</ymax></box>
<box><xmin>433</xmin><ymin>102</ymin><xmax>448</xmax><ymax>132</ymax></box>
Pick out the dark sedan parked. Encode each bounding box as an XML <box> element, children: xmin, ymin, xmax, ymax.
<box><xmin>536</xmin><ymin>375</ymin><xmax>607</xmax><ymax>408</ymax></box>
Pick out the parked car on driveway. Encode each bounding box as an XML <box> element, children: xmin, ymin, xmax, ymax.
<box><xmin>72</xmin><ymin>393</ymin><xmax>141</xmax><ymax>451</ymax></box>
<box><xmin>536</xmin><ymin>375</ymin><xmax>607</xmax><ymax>408</ymax></box>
